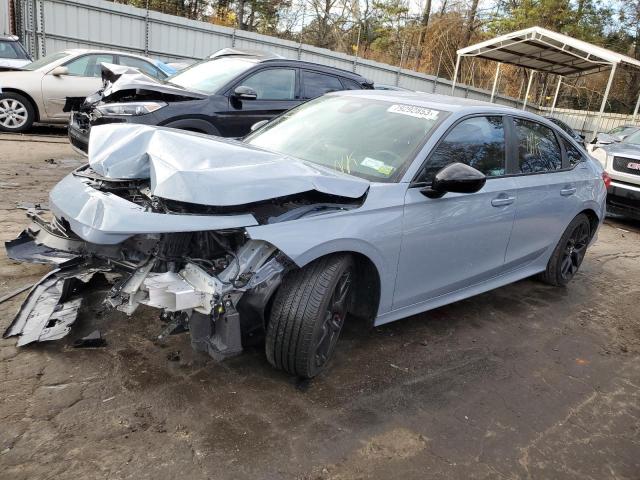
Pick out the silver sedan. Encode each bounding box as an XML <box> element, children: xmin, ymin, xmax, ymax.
<box><xmin>5</xmin><ymin>92</ymin><xmax>607</xmax><ymax>378</ymax></box>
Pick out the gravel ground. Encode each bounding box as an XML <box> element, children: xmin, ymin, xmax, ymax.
<box><xmin>1</xmin><ymin>131</ymin><xmax>639</xmax><ymax>480</ymax></box>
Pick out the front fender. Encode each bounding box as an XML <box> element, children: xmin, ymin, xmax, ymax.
<box><xmin>245</xmin><ymin>185</ymin><xmax>407</xmax><ymax>317</ymax></box>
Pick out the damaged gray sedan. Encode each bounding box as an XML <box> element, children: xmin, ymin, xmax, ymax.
<box><xmin>5</xmin><ymin>91</ymin><xmax>607</xmax><ymax>378</ymax></box>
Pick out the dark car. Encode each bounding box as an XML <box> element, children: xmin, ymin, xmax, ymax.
<box><xmin>544</xmin><ymin>116</ymin><xmax>586</xmax><ymax>147</ymax></box>
<box><xmin>68</xmin><ymin>50</ymin><xmax>373</xmax><ymax>154</ymax></box>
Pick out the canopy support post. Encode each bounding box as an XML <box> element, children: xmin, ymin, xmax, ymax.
<box><xmin>550</xmin><ymin>75</ymin><xmax>562</xmax><ymax>116</ymax></box>
<box><xmin>490</xmin><ymin>63</ymin><xmax>501</xmax><ymax>103</ymax></box>
<box><xmin>522</xmin><ymin>70</ymin><xmax>535</xmax><ymax>110</ymax></box>
<box><xmin>451</xmin><ymin>55</ymin><xmax>461</xmax><ymax>95</ymax></box>
<box><xmin>633</xmin><ymin>91</ymin><xmax>640</xmax><ymax>123</ymax></box>
<box><xmin>592</xmin><ymin>64</ymin><xmax>617</xmax><ymax>140</ymax></box>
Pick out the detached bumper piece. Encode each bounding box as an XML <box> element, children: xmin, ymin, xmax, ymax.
<box><xmin>4</xmin><ymin>216</ymin><xmax>289</xmax><ymax>361</ymax></box>
<box><xmin>4</xmin><ymin>265</ymin><xmax>104</xmax><ymax>346</ymax></box>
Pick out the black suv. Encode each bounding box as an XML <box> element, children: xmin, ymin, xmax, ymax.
<box><xmin>68</xmin><ymin>50</ymin><xmax>372</xmax><ymax>154</ymax></box>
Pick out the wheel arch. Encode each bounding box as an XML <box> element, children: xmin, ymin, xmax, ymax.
<box><xmin>0</xmin><ymin>88</ymin><xmax>40</xmax><ymax>122</ymax></box>
<box><xmin>292</xmin><ymin>244</ymin><xmax>384</xmax><ymax>323</ymax></box>
<box><xmin>578</xmin><ymin>207</ymin><xmax>601</xmax><ymax>240</ymax></box>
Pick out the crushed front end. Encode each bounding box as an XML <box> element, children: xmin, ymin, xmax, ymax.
<box><xmin>3</xmin><ymin>169</ymin><xmax>290</xmax><ymax>360</ymax></box>
<box><xmin>5</xmin><ymin>123</ymin><xmax>368</xmax><ymax>359</ymax></box>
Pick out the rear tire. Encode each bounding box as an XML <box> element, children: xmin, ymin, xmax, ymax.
<box><xmin>265</xmin><ymin>254</ymin><xmax>354</xmax><ymax>378</ymax></box>
<box><xmin>0</xmin><ymin>92</ymin><xmax>35</xmax><ymax>132</ymax></box>
<box><xmin>540</xmin><ymin>213</ymin><xmax>591</xmax><ymax>286</ymax></box>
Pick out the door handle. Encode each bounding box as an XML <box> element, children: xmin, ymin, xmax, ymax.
<box><xmin>560</xmin><ymin>186</ymin><xmax>577</xmax><ymax>196</ymax></box>
<box><xmin>491</xmin><ymin>196</ymin><xmax>515</xmax><ymax>207</ymax></box>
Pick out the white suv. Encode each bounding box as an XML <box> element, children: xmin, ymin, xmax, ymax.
<box><xmin>589</xmin><ymin>129</ymin><xmax>640</xmax><ymax>220</ymax></box>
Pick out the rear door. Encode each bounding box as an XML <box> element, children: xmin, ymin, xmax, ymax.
<box><xmin>41</xmin><ymin>53</ymin><xmax>114</xmax><ymax>119</ymax></box>
<box><xmin>504</xmin><ymin>116</ymin><xmax>588</xmax><ymax>266</ymax></box>
<box><xmin>393</xmin><ymin>115</ymin><xmax>518</xmax><ymax>309</ymax></box>
<box><xmin>300</xmin><ymin>70</ymin><xmax>345</xmax><ymax>99</ymax></box>
<box><xmin>223</xmin><ymin>67</ymin><xmax>301</xmax><ymax>137</ymax></box>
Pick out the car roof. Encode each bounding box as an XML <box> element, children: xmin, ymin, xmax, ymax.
<box><xmin>260</xmin><ymin>58</ymin><xmax>369</xmax><ymax>82</ymax></box>
<box><xmin>332</xmin><ymin>90</ymin><xmax>525</xmax><ymax>113</ymax></box>
<box><xmin>205</xmin><ymin>48</ymin><xmax>370</xmax><ymax>82</ymax></box>
<box><xmin>0</xmin><ymin>35</ymin><xmax>20</xmax><ymax>41</ymax></box>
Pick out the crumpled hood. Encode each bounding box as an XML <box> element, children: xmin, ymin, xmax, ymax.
<box><xmin>100</xmin><ymin>63</ymin><xmax>206</xmax><ymax>100</ymax></box>
<box><xmin>600</xmin><ymin>142</ymin><xmax>640</xmax><ymax>158</ymax></box>
<box><xmin>88</xmin><ymin>123</ymin><xmax>370</xmax><ymax>206</ymax></box>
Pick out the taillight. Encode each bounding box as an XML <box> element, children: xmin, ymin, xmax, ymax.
<box><xmin>602</xmin><ymin>171</ymin><xmax>611</xmax><ymax>189</ymax></box>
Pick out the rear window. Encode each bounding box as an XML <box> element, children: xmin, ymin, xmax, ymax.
<box><xmin>0</xmin><ymin>40</ymin><xmax>29</xmax><ymax>60</ymax></box>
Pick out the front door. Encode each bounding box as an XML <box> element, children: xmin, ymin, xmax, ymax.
<box><xmin>222</xmin><ymin>67</ymin><xmax>302</xmax><ymax>137</ymax></box>
<box><xmin>393</xmin><ymin>115</ymin><xmax>517</xmax><ymax>310</ymax></box>
<box><xmin>41</xmin><ymin>53</ymin><xmax>114</xmax><ymax>119</ymax></box>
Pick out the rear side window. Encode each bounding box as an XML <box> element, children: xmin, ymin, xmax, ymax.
<box><xmin>240</xmin><ymin>68</ymin><xmax>296</xmax><ymax>100</ymax></box>
<box><xmin>119</xmin><ymin>56</ymin><xmax>164</xmax><ymax>79</ymax></box>
<box><xmin>65</xmin><ymin>54</ymin><xmax>115</xmax><ymax>77</ymax></box>
<box><xmin>514</xmin><ymin>118</ymin><xmax>562</xmax><ymax>173</ymax></box>
<box><xmin>340</xmin><ymin>78</ymin><xmax>363</xmax><ymax>90</ymax></box>
<box><xmin>301</xmin><ymin>71</ymin><xmax>344</xmax><ymax>99</ymax></box>
<box><xmin>562</xmin><ymin>138</ymin><xmax>584</xmax><ymax>167</ymax></box>
<box><xmin>419</xmin><ymin>116</ymin><xmax>505</xmax><ymax>182</ymax></box>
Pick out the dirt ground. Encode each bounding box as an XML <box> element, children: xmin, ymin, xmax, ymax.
<box><xmin>1</xmin><ymin>129</ymin><xmax>639</xmax><ymax>480</ymax></box>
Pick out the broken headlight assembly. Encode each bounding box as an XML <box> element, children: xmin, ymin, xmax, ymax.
<box><xmin>96</xmin><ymin>101</ymin><xmax>167</xmax><ymax>116</ymax></box>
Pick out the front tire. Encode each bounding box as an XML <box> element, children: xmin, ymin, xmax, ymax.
<box><xmin>265</xmin><ymin>254</ymin><xmax>354</xmax><ymax>378</ymax></box>
<box><xmin>540</xmin><ymin>213</ymin><xmax>591</xmax><ymax>286</ymax></box>
<box><xmin>0</xmin><ymin>93</ymin><xmax>35</xmax><ymax>132</ymax></box>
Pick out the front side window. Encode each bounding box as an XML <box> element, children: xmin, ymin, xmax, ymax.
<box><xmin>119</xmin><ymin>56</ymin><xmax>164</xmax><ymax>79</ymax></box>
<box><xmin>65</xmin><ymin>54</ymin><xmax>115</xmax><ymax>77</ymax></box>
<box><xmin>245</xmin><ymin>95</ymin><xmax>444</xmax><ymax>182</ymax></box>
<box><xmin>514</xmin><ymin>118</ymin><xmax>562</xmax><ymax>173</ymax></box>
<box><xmin>418</xmin><ymin>116</ymin><xmax>505</xmax><ymax>183</ymax></box>
<box><xmin>240</xmin><ymin>68</ymin><xmax>296</xmax><ymax>100</ymax></box>
<box><xmin>301</xmin><ymin>70</ymin><xmax>343</xmax><ymax>99</ymax></box>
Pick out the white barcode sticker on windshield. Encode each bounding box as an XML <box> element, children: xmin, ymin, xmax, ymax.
<box><xmin>387</xmin><ymin>104</ymin><xmax>439</xmax><ymax>120</ymax></box>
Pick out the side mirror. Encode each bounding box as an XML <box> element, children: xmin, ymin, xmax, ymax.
<box><xmin>250</xmin><ymin>119</ymin><xmax>268</xmax><ymax>132</ymax></box>
<box><xmin>420</xmin><ymin>162</ymin><xmax>486</xmax><ymax>199</ymax></box>
<box><xmin>233</xmin><ymin>86</ymin><xmax>257</xmax><ymax>100</ymax></box>
<box><xmin>50</xmin><ymin>66</ymin><xmax>69</xmax><ymax>76</ymax></box>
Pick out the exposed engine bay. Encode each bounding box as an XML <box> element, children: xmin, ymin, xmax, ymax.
<box><xmin>4</xmin><ymin>122</ymin><xmax>368</xmax><ymax>360</ymax></box>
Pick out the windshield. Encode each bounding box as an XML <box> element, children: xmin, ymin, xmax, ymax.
<box><xmin>622</xmin><ymin>130</ymin><xmax>640</xmax><ymax>145</ymax></box>
<box><xmin>245</xmin><ymin>95</ymin><xmax>445</xmax><ymax>182</ymax></box>
<box><xmin>21</xmin><ymin>51</ymin><xmax>69</xmax><ymax>71</ymax></box>
<box><xmin>167</xmin><ymin>57</ymin><xmax>256</xmax><ymax>94</ymax></box>
<box><xmin>608</xmin><ymin>125</ymin><xmax>637</xmax><ymax>136</ymax></box>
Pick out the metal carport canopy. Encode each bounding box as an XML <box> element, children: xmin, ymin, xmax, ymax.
<box><xmin>450</xmin><ymin>26</ymin><xmax>640</xmax><ymax>138</ymax></box>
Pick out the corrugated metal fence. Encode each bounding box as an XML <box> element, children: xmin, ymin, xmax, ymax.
<box><xmin>1</xmin><ymin>0</ymin><xmax>11</xmax><ymax>34</ymax></box>
<box><xmin>15</xmin><ymin>0</ymin><xmax>526</xmax><ymax>103</ymax></box>
<box><xmin>11</xmin><ymin>0</ymin><xmax>640</xmax><ymax>135</ymax></box>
